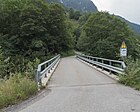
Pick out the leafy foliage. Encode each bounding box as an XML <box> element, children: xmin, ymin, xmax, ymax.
<box><xmin>0</xmin><ymin>46</ymin><xmax>9</xmax><ymax>78</ymax></box>
<box><xmin>78</xmin><ymin>13</ymin><xmax>91</xmax><ymax>26</ymax></box>
<box><xmin>0</xmin><ymin>0</ymin><xmax>74</xmax><ymax>75</ymax></box>
<box><xmin>118</xmin><ymin>16</ymin><xmax>140</xmax><ymax>35</ymax></box>
<box><xmin>68</xmin><ymin>8</ymin><xmax>81</xmax><ymax>20</ymax></box>
<box><xmin>119</xmin><ymin>58</ymin><xmax>140</xmax><ymax>90</ymax></box>
<box><xmin>77</xmin><ymin>12</ymin><xmax>140</xmax><ymax>59</ymax></box>
<box><xmin>0</xmin><ymin>47</ymin><xmax>4</xmax><ymax>78</ymax></box>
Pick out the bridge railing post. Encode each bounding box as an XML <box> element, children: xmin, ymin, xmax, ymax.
<box><xmin>35</xmin><ymin>69</ymin><xmax>41</xmax><ymax>87</ymax></box>
<box><xmin>102</xmin><ymin>60</ymin><xmax>104</xmax><ymax>70</ymax></box>
<box><xmin>35</xmin><ymin>69</ymin><xmax>38</xmax><ymax>84</ymax></box>
<box><xmin>109</xmin><ymin>61</ymin><xmax>112</xmax><ymax>74</ymax></box>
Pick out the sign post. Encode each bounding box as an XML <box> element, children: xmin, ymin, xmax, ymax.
<box><xmin>120</xmin><ymin>41</ymin><xmax>127</xmax><ymax>62</ymax></box>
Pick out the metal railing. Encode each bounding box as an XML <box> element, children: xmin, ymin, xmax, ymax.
<box><xmin>35</xmin><ymin>54</ymin><xmax>60</xmax><ymax>85</ymax></box>
<box><xmin>77</xmin><ymin>54</ymin><xmax>126</xmax><ymax>74</ymax></box>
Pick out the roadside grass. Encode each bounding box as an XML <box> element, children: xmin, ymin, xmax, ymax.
<box><xmin>0</xmin><ymin>73</ymin><xmax>38</xmax><ymax>109</ymax></box>
<box><xmin>119</xmin><ymin>59</ymin><xmax>140</xmax><ymax>90</ymax></box>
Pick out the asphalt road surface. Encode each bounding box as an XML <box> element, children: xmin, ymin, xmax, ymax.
<box><xmin>16</xmin><ymin>57</ymin><xmax>140</xmax><ymax>112</ymax></box>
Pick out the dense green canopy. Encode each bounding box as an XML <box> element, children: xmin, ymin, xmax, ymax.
<box><xmin>0</xmin><ymin>0</ymin><xmax>74</xmax><ymax>74</ymax></box>
<box><xmin>77</xmin><ymin>12</ymin><xmax>140</xmax><ymax>59</ymax></box>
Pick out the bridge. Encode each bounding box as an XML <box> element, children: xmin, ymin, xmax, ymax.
<box><xmin>7</xmin><ymin>55</ymin><xmax>140</xmax><ymax>112</ymax></box>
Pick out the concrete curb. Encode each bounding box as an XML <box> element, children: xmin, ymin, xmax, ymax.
<box><xmin>77</xmin><ymin>58</ymin><xmax>119</xmax><ymax>81</ymax></box>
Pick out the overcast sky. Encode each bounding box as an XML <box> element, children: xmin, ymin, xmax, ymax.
<box><xmin>92</xmin><ymin>0</ymin><xmax>140</xmax><ymax>25</ymax></box>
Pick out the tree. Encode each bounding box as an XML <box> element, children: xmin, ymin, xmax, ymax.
<box><xmin>0</xmin><ymin>0</ymin><xmax>74</xmax><ymax>73</ymax></box>
<box><xmin>77</xmin><ymin>12</ymin><xmax>140</xmax><ymax>59</ymax></box>
<box><xmin>78</xmin><ymin>13</ymin><xmax>91</xmax><ymax>26</ymax></box>
<box><xmin>69</xmin><ymin>8</ymin><xmax>81</xmax><ymax>20</ymax></box>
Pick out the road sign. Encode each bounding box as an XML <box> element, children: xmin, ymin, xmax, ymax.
<box><xmin>121</xmin><ymin>41</ymin><xmax>127</xmax><ymax>49</ymax></box>
<box><xmin>120</xmin><ymin>41</ymin><xmax>127</xmax><ymax>57</ymax></box>
<box><xmin>120</xmin><ymin>48</ymin><xmax>127</xmax><ymax>57</ymax></box>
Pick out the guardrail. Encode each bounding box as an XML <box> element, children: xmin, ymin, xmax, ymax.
<box><xmin>35</xmin><ymin>54</ymin><xmax>60</xmax><ymax>86</ymax></box>
<box><xmin>77</xmin><ymin>54</ymin><xmax>126</xmax><ymax>74</ymax></box>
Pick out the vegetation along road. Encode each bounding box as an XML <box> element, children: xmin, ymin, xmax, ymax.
<box><xmin>13</xmin><ymin>57</ymin><xmax>140</xmax><ymax>112</ymax></box>
<box><xmin>0</xmin><ymin>0</ymin><xmax>140</xmax><ymax>111</ymax></box>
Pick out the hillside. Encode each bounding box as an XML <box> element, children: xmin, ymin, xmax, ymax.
<box><xmin>46</xmin><ymin>0</ymin><xmax>98</xmax><ymax>12</ymax></box>
<box><xmin>46</xmin><ymin>0</ymin><xmax>140</xmax><ymax>35</ymax></box>
<box><xmin>47</xmin><ymin>0</ymin><xmax>60</xmax><ymax>3</ymax></box>
<box><xmin>118</xmin><ymin>16</ymin><xmax>140</xmax><ymax>35</ymax></box>
<box><xmin>62</xmin><ymin>0</ymin><xmax>98</xmax><ymax>12</ymax></box>
<box><xmin>129</xmin><ymin>22</ymin><xmax>140</xmax><ymax>35</ymax></box>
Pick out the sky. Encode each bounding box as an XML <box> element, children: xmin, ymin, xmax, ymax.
<box><xmin>91</xmin><ymin>0</ymin><xmax>140</xmax><ymax>25</ymax></box>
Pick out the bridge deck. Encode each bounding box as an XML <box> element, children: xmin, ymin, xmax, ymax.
<box><xmin>18</xmin><ymin>57</ymin><xmax>140</xmax><ymax>112</ymax></box>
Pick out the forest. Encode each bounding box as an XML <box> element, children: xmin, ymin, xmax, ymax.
<box><xmin>0</xmin><ymin>0</ymin><xmax>140</xmax><ymax>109</ymax></box>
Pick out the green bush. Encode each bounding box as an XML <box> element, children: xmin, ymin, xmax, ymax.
<box><xmin>119</xmin><ymin>59</ymin><xmax>140</xmax><ymax>90</ymax></box>
<box><xmin>0</xmin><ymin>73</ymin><xmax>37</xmax><ymax>109</ymax></box>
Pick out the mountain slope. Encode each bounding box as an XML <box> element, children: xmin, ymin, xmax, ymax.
<box><xmin>118</xmin><ymin>16</ymin><xmax>140</xmax><ymax>35</ymax></box>
<box><xmin>46</xmin><ymin>0</ymin><xmax>98</xmax><ymax>12</ymax></box>
<box><xmin>126</xmin><ymin>21</ymin><xmax>140</xmax><ymax>35</ymax></box>
<box><xmin>62</xmin><ymin>0</ymin><xmax>98</xmax><ymax>12</ymax></box>
<box><xmin>46</xmin><ymin>0</ymin><xmax>140</xmax><ymax>35</ymax></box>
<box><xmin>47</xmin><ymin>0</ymin><xmax>60</xmax><ymax>3</ymax></box>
